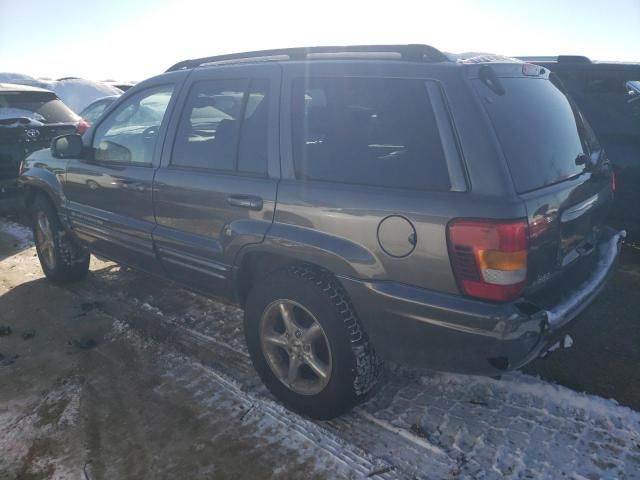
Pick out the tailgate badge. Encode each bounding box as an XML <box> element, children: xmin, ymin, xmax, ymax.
<box><xmin>25</xmin><ymin>128</ymin><xmax>41</xmax><ymax>140</ymax></box>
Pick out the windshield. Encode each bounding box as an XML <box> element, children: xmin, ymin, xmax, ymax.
<box><xmin>0</xmin><ymin>91</ymin><xmax>78</xmax><ymax>124</ymax></box>
<box><xmin>474</xmin><ymin>77</ymin><xmax>590</xmax><ymax>193</ymax></box>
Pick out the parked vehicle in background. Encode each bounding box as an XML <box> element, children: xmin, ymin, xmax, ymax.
<box><xmin>520</xmin><ymin>56</ymin><xmax>640</xmax><ymax>240</ymax></box>
<box><xmin>0</xmin><ymin>74</ymin><xmax>123</xmax><ymax>114</ymax></box>
<box><xmin>19</xmin><ymin>45</ymin><xmax>623</xmax><ymax>419</ymax></box>
<box><xmin>104</xmin><ymin>81</ymin><xmax>136</xmax><ymax>92</ymax></box>
<box><xmin>53</xmin><ymin>77</ymin><xmax>123</xmax><ymax>113</ymax></box>
<box><xmin>0</xmin><ymin>83</ymin><xmax>87</xmax><ymax>211</ymax></box>
<box><xmin>79</xmin><ymin>95</ymin><xmax>120</xmax><ymax>126</ymax></box>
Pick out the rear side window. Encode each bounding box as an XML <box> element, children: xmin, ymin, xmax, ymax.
<box><xmin>0</xmin><ymin>91</ymin><xmax>78</xmax><ymax>124</ymax></box>
<box><xmin>292</xmin><ymin>77</ymin><xmax>451</xmax><ymax>191</ymax></box>
<box><xmin>474</xmin><ymin>77</ymin><xmax>587</xmax><ymax>193</ymax></box>
<box><xmin>171</xmin><ymin>78</ymin><xmax>269</xmax><ymax>175</ymax></box>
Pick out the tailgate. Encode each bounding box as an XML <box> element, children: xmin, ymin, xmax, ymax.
<box><xmin>471</xmin><ymin>65</ymin><xmax>615</xmax><ymax>289</ymax></box>
<box><xmin>521</xmin><ymin>171</ymin><xmax>613</xmax><ymax>290</ymax></box>
<box><xmin>0</xmin><ymin>123</ymin><xmax>76</xmax><ymax>179</ymax></box>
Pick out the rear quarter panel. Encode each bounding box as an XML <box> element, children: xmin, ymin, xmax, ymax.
<box><xmin>274</xmin><ymin>61</ymin><xmax>526</xmax><ymax>294</ymax></box>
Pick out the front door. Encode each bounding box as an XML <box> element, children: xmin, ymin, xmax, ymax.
<box><xmin>153</xmin><ymin>63</ymin><xmax>281</xmax><ymax>299</ymax></box>
<box><xmin>64</xmin><ymin>83</ymin><xmax>178</xmax><ymax>272</ymax></box>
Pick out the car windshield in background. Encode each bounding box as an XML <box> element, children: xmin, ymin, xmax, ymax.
<box><xmin>0</xmin><ymin>91</ymin><xmax>78</xmax><ymax>124</ymax></box>
<box><xmin>474</xmin><ymin>77</ymin><xmax>586</xmax><ymax>193</ymax></box>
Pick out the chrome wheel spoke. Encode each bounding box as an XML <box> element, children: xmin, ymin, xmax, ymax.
<box><xmin>263</xmin><ymin>333</ymin><xmax>288</xmax><ymax>348</ymax></box>
<box><xmin>304</xmin><ymin>353</ymin><xmax>329</xmax><ymax>380</ymax></box>
<box><xmin>302</xmin><ymin>323</ymin><xmax>323</xmax><ymax>343</ymax></box>
<box><xmin>37</xmin><ymin>216</ymin><xmax>49</xmax><ymax>236</ymax></box>
<box><xmin>286</xmin><ymin>355</ymin><xmax>302</xmax><ymax>385</ymax></box>
<box><xmin>278</xmin><ymin>302</ymin><xmax>297</xmax><ymax>334</ymax></box>
<box><xmin>36</xmin><ymin>212</ymin><xmax>56</xmax><ymax>270</ymax></box>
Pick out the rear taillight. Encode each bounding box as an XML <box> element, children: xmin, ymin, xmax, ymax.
<box><xmin>448</xmin><ymin>219</ymin><xmax>529</xmax><ymax>302</ymax></box>
<box><xmin>612</xmin><ymin>169</ymin><xmax>617</xmax><ymax>193</ymax></box>
<box><xmin>77</xmin><ymin>118</ymin><xmax>90</xmax><ymax>135</ymax></box>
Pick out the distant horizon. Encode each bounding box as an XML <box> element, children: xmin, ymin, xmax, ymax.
<box><xmin>1</xmin><ymin>0</ymin><xmax>638</xmax><ymax>81</ymax></box>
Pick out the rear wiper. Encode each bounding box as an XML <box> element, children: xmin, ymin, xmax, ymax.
<box><xmin>479</xmin><ymin>65</ymin><xmax>506</xmax><ymax>96</ymax></box>
<box><xmin>574</xmin><ymin>154</ymin><xmax>589</xmax><ymax>166</ymax></box>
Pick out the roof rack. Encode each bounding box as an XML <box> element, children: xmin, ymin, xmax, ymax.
<box><xmin>517</xmin><ymin>55</ymin><xmax>592</xmax><ymax>64</ymax></box>
<box><xmin>166</xmin><ymin>44</ymin><xmax>450</xmax><ymax>72</ymax></box>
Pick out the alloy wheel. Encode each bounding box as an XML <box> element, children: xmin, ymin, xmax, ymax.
<box><xmin>259</xmin><ymin>299</ymin><xmax>333</xmax><ymax>396</ymax></box>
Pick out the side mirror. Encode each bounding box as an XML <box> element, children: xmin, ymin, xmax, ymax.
<box><xmin>51</xmin><ymin>134</ymin><xmax>83</xmax><ymax>158</ymax></box>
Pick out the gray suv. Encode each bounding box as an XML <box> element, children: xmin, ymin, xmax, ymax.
<box><xmin>19</xmin><ymin>45</ymin><xmax>624</xmax><ymax>419</ymax></box>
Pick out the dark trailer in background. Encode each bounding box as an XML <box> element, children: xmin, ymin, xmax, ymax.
<box><xmin>521</xmin><ymin>56</ymin><xmax>640</xmax><ymax>240</ymax></box>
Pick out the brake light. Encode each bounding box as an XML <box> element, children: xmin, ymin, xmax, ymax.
<box><xmin>522</xmin><ymin>63</ymin><xmax>543</xmax><ymax>76</ymax></box>
<box><xmin>448</xmin><ymin>219</ymin><xmax>529</xmax><ymax>302</ymax></box>
<box><xmin>612</xmin><ymin>169</ymin><xmax>616</xmax><ymax>193</ymax></box>
<box><xmin>77</xmin><ymin>118</ymin><xmax>90</xmax><ymax>135</ymax></box>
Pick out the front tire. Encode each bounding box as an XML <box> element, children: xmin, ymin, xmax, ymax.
<box><xmin>244</xmin><ymin>265</ymin><xmax>379</xmax><ymax>419</ymax></box>
<box><xmin>32</xmin><ymin>195</ymin><xmax>90</xmax><ymax>284</ymax></box>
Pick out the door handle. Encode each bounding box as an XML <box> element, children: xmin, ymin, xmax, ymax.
<box><xmin>113</xmin><ymin>179</ymin><xmax>146</xmax><ymax>192</ymax></box>
<box><xmin>227</xmin><ymin>194</ymin><xmax>263</xmax><ymax>210</ymax></box>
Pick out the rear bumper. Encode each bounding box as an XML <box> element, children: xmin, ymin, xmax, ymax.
<box><xmin>339</xmin><ymin>227</ymin><xmax>625</xmax><ymax>375</ymax></box>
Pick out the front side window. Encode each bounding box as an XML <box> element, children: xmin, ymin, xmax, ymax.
<box><xmin>291</xmin><ymin>77</ymin><xmax>451</xmax><ymax>191</ymax></box>
<box><xmin>81</xmin><ymin>101</ymin><xmax>109</xmax><ymax>125</ymax></box>
<box><xmin>171</xmin><ymin>78</ymin><xmax>269</xmax><ymax>174</ymax></box>
<box><xmin>93</xmin><ymin>85</ymin><xmax>174</xmax><ymax>164</ymax></box>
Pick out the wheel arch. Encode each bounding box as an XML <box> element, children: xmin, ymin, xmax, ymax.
<box><xmin>233</xmin><ymin>224</ymin><xmax>383</xmax><ymax>306</ymax></box>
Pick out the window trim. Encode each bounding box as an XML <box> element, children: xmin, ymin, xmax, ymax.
<box><xmin>168</xmin><ymin>77</ymin><xmax>270</xmax><ymax>178</ymax></box>
<box><xmin>89</xmin><ymin>83</ymin><xmax>175</xmax><ymax>167</ymax></box>
<box><xmin>290</xmin><ymin>75</ymin><xmax>466</xmax><ymax>192</ymax></box>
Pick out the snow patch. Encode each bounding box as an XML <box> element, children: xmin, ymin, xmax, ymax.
<box><xmin>0</xmin><ymin>218</ymin><xmax>34</xmax><ymax>249</ymax></box>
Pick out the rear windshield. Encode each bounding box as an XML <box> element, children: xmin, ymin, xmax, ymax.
<box><xmin>0</xmin><ymin>91</ymin><xmax>78</xmax><ymax>124</ymax></box>
<box><xmin>474</xmin><ymin>77</ymin><xmax>588</xmax><ymax>193</ymax></box>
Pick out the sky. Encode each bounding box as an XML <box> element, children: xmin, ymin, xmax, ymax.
<box><xmin>0</xmin><ymin>0</ymin><xmax>638</xmax><ymax>81</ymax></box>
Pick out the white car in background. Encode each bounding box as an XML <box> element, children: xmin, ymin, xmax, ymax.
<box><xmin>0</xmin><ymin>73</ymin><xmax>122</xmax><ymax>113</ymax></box>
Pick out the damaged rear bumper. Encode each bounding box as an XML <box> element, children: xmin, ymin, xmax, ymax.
<box><xmin>339</xmin><ymin>227</ymin><xmax>625</xmax><ymax>375</ymax></box>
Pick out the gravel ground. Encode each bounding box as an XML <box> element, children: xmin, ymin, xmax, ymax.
<box><xmin>1</xmin><ymin>217</ymin><xmax>639</xmax><ymax>479</ymax></box>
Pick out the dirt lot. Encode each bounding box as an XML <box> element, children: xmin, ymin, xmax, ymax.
<box><xmin>1</xmin><ymin>217</ymin><xmax>639</xmax><ymax>479</ymax></box>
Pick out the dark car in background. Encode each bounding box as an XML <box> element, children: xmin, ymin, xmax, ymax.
<box><xmin>521</xmin><ymin>56</ymin><xmax>640</xmax><ymax>240</ymax></box>
<box><xmin>19</xmin><ymin>45</ymin><xmax>623</xmax><ymax>419</ymax></box>
<box><xmin>79</xmin><ymin>95</ymin><xmax>120</xmax><ymax>126</ymax></box>
<box><xmin>0</xmin><ymin>83</ymin><xmax>88</xmax><ymax>211</ymax></box>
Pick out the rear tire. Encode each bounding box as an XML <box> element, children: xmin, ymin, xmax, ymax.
<box><xmin>244</xmin><ymin>265</ymin><xmax>379</xmax><ymax>419</ymax></box>
<box><xmin>32</xmin><ymin>195</ymin><xmax>89</xmax><ymax>284</ymax></box>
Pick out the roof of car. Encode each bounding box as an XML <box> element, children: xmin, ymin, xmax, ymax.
<box><xmin>166</xmin><ymin>44</ymin><xmax>451</xmax><ymax>72</ymax></box>
<box><xmin>0</xmin><ymin>82</ymin><xmax>55</xmax><ymax>93</ymax></box>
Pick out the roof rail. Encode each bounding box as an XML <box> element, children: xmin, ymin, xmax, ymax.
<box><xmin>516</xmin><ymin>55</ymin><xmax>592</xmax><ymax>64</ymax></box>
<box><xmin>165</xmin><ymin>44</ymin><xmax>449</xmax><ymax>72</ymax></box>
<box><xmin>557</xmin><ymin>55</ymin><xmax>591</xmax><ymax>64</ymax></box>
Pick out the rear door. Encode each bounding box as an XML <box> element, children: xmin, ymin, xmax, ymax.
<box><xmin>64</xmin><ymin>82</ymin><xmax>178</xmax><ymax>272</ymax></box>
<box><xmin>275</xmin><ymin>61</ymin><xmax>468</xmax><ymax>294</ymax></box>
<box><xmin>472</xmin><ymin>65</ymin><xmax>614</xmax><ymax>289</ymax></box>
<box><xmin>152</xmin><ymin>63</ymin><xmax>281</xmax><ymax>299</ymax></box>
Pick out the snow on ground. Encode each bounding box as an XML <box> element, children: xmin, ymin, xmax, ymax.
<box><xmin>0</xmin><ymin>217</ymin><xmax>33</xmax><ymax>250</ymax></box>
<box><xmin>75</xmin><ymin>263</ymin><xmax>640</xmax><ymax>479</ymax></box>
